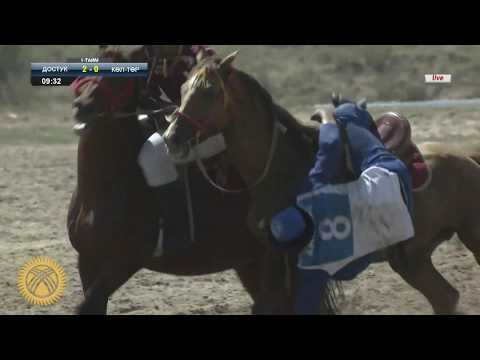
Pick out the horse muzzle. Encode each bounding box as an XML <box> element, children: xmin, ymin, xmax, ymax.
<box><xmin>163</xmin><ymin>119</ymin><xmax>195</xmax><ymax>160</ymax></box>
<box><xmin>164</xmin><ymin>137</ymin><xmax>191</xmax><ymax>160</ymax></box>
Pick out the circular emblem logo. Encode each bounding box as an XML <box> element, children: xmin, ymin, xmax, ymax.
<box><xmin>17</xmin><ymin>257</ymin><xmax>67</xmax><ymax>306</ymax></box>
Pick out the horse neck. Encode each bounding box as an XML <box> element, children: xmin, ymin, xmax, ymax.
<box><xmin>77</xmin><ymin>113</ymin><xmax>144</xmax><ymax>203</ymax></box>
<box><xmin>222</xmin><ymin>74</ymin><xmax>275</xmax><ymax>185</ymax></box>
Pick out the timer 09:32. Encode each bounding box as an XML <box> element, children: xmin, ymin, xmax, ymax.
<box><xmin>41</xmin><ymin>77</ymin><xmax>62</xmax><ymax>86</ymax></box>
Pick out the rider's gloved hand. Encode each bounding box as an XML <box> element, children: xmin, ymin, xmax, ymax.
<box><xmin>269</xmin><ymin>207</ymin><xmax>313</xmax><ymax>253</ymax></box>
<box><xmin>334</xmin><ymin>102</ymin><xmax>374</xmax><ymax>130</ymax></box>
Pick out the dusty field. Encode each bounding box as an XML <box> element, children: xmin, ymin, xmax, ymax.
<box><xmin>1</xmin><ymin>104</ymin><xmax>480</xmax><ymax>315</ymax></box>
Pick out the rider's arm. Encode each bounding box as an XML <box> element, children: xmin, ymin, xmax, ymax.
<box><xmin>308</xmin><ymin>123</ymin><xmax>344</xmax><ymax>184</ymax></box>
<box><xmin>269</xmin><ymin>123</ymin><xmax>344</xmax><ymax>249</ymax></box>
<box><xmin>344</xmin><ymin>120</ymin><xmax>414</xmax><ymax>215</ymax></box>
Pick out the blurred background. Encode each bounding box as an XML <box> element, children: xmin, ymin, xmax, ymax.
<box><xmin>2</xmin><ymin>45</ymin><xmax>480</xmax><ymax>110</ymax></box>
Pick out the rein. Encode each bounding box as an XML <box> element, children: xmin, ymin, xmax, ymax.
<box><xmin>193</xmin><ymin>113</ymin><xmax>281</xmax><ymax>195</ymax></box>
<box><xmin>335</xmin><ymin>118</ymin><xmax>356</xmax><ymax>181</ymax></box>
<box><xmin>93</xmin><ymin>106</ymin><xmax>179</xmax><ymax>120</ymax></box>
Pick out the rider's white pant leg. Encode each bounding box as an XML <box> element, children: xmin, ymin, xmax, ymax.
<box><xmin>138</xmin><ymin>132</ymin><xmax>179</xmax><ymax>187</ymax></box>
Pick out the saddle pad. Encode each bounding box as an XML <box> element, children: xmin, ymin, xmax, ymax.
<box><xmin>407</xmin><ymin>145</ymin><xmax>432</xmax><ymax>192</ymax></box>
<box><xmin>296</xmin><ymin>166</ymin><xmax>414</xmax><ymax>275</ymax></box>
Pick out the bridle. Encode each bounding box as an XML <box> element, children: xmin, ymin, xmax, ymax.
<box><xmin>175</xmin><ymin>68</ymin><xmax>230</xmax><ymax>135</ymax></box>
<box><xmin>174</xmin><ymin>67</ymin><xmax>279</xmax><ymax>194</ymax></box>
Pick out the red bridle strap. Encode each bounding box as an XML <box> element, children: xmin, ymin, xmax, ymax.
<box><xmin>175</xmin><ymin>110</ymin><xmax>210</xmax><ymax>134</ymax></box>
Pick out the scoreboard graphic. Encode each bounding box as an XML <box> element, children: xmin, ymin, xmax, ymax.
<box><xmin>31</xmin><ymin>60</ymin><xmax>149</xmax><ymax>86</ymax></box>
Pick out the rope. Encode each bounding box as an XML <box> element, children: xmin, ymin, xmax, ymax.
<box><xmin>183</xmin><ymin>166</ymin><xmax>196</xmax><ymax>243</ymax></box>
<box><xmin>93</xmin><ymin>105</ymin><xmax>178</xmax><ymax>120</ymax></box>
<box><xmin>194</xmin><ymin>121</ymin><xmax>280</xmax><ymax>194</ymax></box>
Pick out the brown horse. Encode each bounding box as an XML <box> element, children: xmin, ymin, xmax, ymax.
<box><xmin>67</xmin><ymin>46</ymin><xmax>337</xmax><ymax>314</ymax></box>
<box><xmin>164</xmin><ymin>51</ymin><xmax>480</xmax><ymax>314</ymax></box>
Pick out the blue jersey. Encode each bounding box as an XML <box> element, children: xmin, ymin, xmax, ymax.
<box><xmin>270</xmin><ymin>102</ymin><xmax>414</xmax><ymax>314</ymax></box>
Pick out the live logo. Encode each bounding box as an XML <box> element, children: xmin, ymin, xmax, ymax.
<box><xmin>425</xmin><ymin>74</ymin><xmax>452</xmax><ymax>83</ymax></box>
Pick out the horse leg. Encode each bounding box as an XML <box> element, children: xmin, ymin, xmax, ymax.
<box><xmin>458</xmin><ymin>227</ymin><xmax>480</xmax><ymax>267</ymax></box>
<box><xmin>235</xmin><ymin>260</ymin><xmax>264</xmax><ymax>314</ymax></box>
<box><xmin>253</xmin><ymin>249</ymin><xmax>294</xmax><ymax>314</ymax></box>
<box><xmin>77</xmin><ymin>258</ymin><xmax>143</xmax><ymax>315</ymax></box>
<box><xmin>389</xmin><ymin>242</ymin><xmax>459</xmax><ymax>314</ymax></box>
<box><xmin>78</xmin><ymin>254</ymin><xmax>101</xmax><ymax>293</ymax></box>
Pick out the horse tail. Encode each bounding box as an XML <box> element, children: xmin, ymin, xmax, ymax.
<box><xmin>320</xmin><ymin>279</ymin><xmax>343</xmax><ymax>314</ymax></box>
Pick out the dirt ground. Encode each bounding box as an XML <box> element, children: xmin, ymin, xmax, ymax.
<box><xmin>1</xmin><ymin>104</ymin><xmax>480</xmax><ymax>315</ymax></box>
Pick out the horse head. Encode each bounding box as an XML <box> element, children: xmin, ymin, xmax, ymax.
<box><xmin>163</xmin><ymin>50</ymin><xmax>239</xmax><ymax>158</ymax></box>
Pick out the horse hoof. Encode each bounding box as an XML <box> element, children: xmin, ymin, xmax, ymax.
<box><xmin>434</xmin><ymin>291</ymin><xmax>460</xmax><ymax>315</ymax></box>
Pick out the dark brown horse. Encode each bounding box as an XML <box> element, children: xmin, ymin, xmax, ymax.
<box><xmin>67</xmin><ymin>46</ymin><xmax>338</xmax><ymax>314</ymax></box>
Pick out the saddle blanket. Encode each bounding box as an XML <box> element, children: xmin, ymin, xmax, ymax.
<box><xmin>296</xmin><ymin>166</ymin><xmax>414</xmax><ymax>275</ymax></box>
<box><xmin>409</xmin><ymin>149</ymin><xmax>432</xmax><ymax>192</ymax></box>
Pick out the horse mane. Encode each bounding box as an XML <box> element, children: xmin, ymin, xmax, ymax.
<box><xmin>231</xmin><ymin>69</ymin><xmax>324</xmax><ymax>154</ymax></box>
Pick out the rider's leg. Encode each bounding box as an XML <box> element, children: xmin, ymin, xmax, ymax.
<box><xmin>138</xmin><ymin>132</ymin><xmax>191</xmax><ymax>256</ymax></box>
<box><xmin>138</xmin><ymin>130</ymin><xmax>228</xmax><ymax>256</ymax></box>
<box><xmin>152</xmin><ymin>180</ymin><xmax>191</xmax><ymax>255</ymax></box>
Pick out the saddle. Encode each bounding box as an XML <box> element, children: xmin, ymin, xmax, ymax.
<box><xmin>376</xmin><ymin>112</ymin><xmax>431</xmax><ymax>191</ymax></box>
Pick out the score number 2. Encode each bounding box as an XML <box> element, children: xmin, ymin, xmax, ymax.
<box><xmin>82</xmin><ymin>65</ymin><xmax>100</xmax><ymax>73</ymax></box>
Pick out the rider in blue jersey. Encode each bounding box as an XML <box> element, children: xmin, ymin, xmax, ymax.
<box><xmin>270</xmin><ymin>99</ymin><xmax>413</xmax><ymax>314</ymax></box>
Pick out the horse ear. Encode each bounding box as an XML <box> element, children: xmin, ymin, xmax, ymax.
<box><xmin>196</xmin><ymin>48</ymin><xmax>210</xmax><ymax>63</ymax></box>
<box><xmin>357</xmin><ymin>98</ymin><xmax>368</xmax><ymax>110</ymax></box>
<box><xmin>219</xmin><ymin>51</ymin><xmax>239</xmax><ymax>75</ymax></box>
